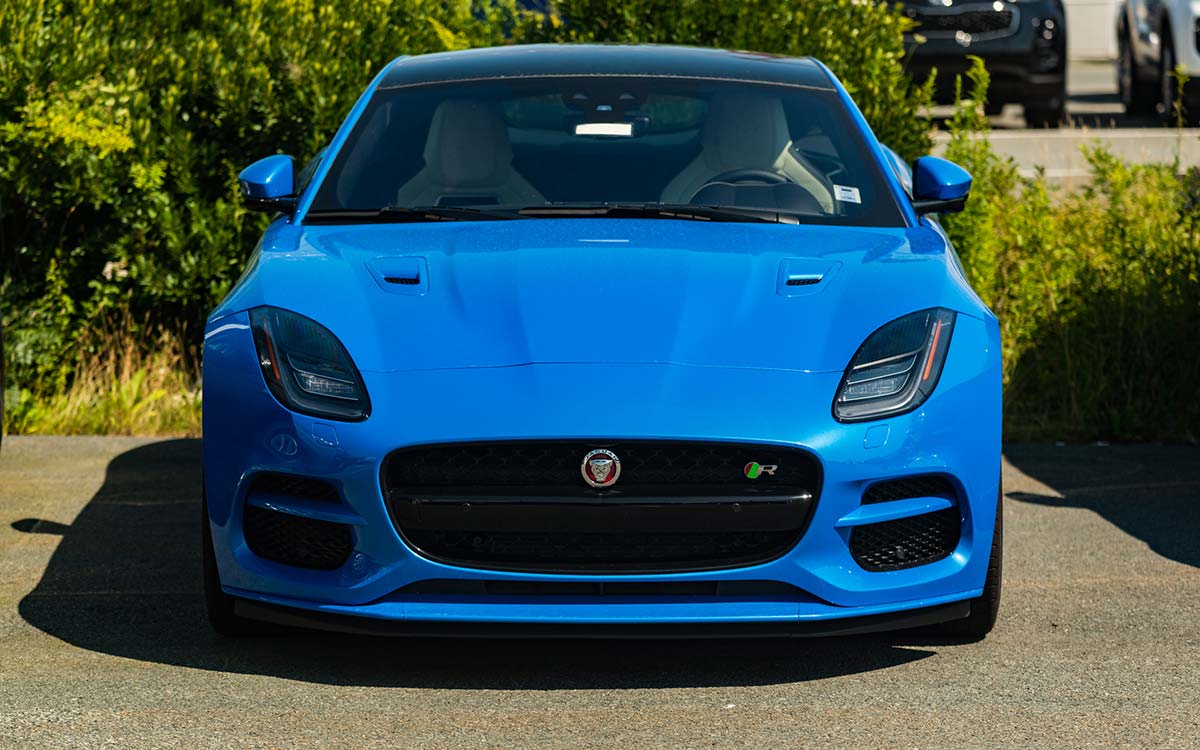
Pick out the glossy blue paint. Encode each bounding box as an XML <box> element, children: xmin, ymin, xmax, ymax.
<box><xmin>238</xmin><ymin>155</ymin><xmax>295</xmax><ymax>200</ymax></box>
<box><xmin>204</xmin><ymin>46</ymin><xmax>1002</xmax><ymax>632</ymax></box>
<box><xmin>914</xmin><ymin>156</ymin><xmax>973</xmax><ymax>203</ymax></box>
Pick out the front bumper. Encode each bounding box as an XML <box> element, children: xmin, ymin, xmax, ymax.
<box><xmin>202</xmin><ymin>310</ymin><xmax>1001</xmax><ymax>631</ymax></box>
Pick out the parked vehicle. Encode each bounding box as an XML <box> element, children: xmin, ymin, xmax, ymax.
<box><xmin>1117</xmin><ymin>0</ymin><xmax>1200</xmax><ymax>123</ymax></box>
<box><xmin>203</xmin><ymin>45</ymin><xmax>1003</xmax><ymax>639</ymax></box>
<box><xmin>902</xmin><ymin>0</ymin><xmax>1068</xmax><ymax>127</ymax></box>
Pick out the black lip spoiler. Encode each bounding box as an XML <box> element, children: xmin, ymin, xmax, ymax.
<box><xmin>233</xmin><ymin>598</ymin><xmax>970</xmax><ymax>639</ymax></box>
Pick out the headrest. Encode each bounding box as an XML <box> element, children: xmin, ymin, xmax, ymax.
<box><xmin>423</xmin><ymin>99</ymin><xmax>514</xmax><ymax>187</ymax></box>
<box><xmin>702</xmin><ymin>93</ymin><xmax>792</xmax><ymax>171</ymax></box>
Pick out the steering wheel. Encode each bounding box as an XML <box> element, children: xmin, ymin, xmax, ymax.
<box><xmin>689</xmin><ymin>168</ymin><xmax>790</xmax><ymax>202</ymax></box>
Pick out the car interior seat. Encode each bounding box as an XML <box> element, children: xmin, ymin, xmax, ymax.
<box><xmin>394</xmin><ymin>99</ymin><xmax>545</xmax><ymax>207</ymax></box>
<box><xmin>659</xmin><ymin>93</ymin><xmax>834</xmax><ymax>212</ymax></box>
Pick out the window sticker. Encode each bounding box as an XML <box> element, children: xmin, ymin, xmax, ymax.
<box><xmin>575</xmin><ymin>122</ymin><xmax>634</xmax><ymax>137</ymax></box>
<box><xmin>834</xmin><ymin>185</ymin><xmax>862</xmax><ymax>204</ymax></box>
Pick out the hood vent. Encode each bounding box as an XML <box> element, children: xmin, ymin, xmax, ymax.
<box><xmin>777</xmin><ymin>258</ymin><xmax>841</xmax><ymax>297</ymax></box>
<box><xmin>367</xmin><ymin>256</ymin><xmax>429</xmax><ymax>295</ymax></box>
<box><xmin>786</xmin><ymin>275</ymin><xmax>822</xmax><ymax>287</ymax></box>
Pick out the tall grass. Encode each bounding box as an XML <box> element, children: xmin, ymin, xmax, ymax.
<box><xmin>6</xmin><ymin>326</ymin><xmax>201</xmax><ymax>436</ymax></box>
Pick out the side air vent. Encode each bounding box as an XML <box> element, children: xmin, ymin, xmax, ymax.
<box><xmin>863</xmin><ymin>475</ymin><xmax>957</xmax><ymax>505</ymax></box>
<box><xmin>850</xmin><ymin>507</ymin><xmax>961</xmax><ymax>571</ymax></box>
<box><xmin>384</xmin><ymin>275</ymin><xmax>420</xmax><ymax>285</ymax></box>
<box><xmin>242</xmin><ymin>506</ymin><xmax>353</xmax><ymax>570</ymax></box>
<box><xmin>248</xmin><ymin>472</ymin><xmax>341</xmax><ymax>504</ymax></box>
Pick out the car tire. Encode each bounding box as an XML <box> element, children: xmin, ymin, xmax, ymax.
<box><xmin>932</xmin><ymin>488</ymin><xmax>1003</xmax><ymax>640</ymax></box>
<box><xmin>202</xmin><ymin>486</ymin><xmax>272</xmax><ymax>636</ymax></box>
<box><xmin>1119</xmin><ymin>30</ymin><xmax>1156</xmax><ymax>115</ymax></box>
<box><xmin>1159</xmin><ymin>34</ymin><xmax>1179</xmax><ymax>124</ymax></box>
<box><xmin>1157</xmin><ymin>32</ymin><xmax>1199</xmax><ymax>125</ymax></box>
<box><xmin>1023</xmin><ymin>94</ymin><xmax>1065</xmax><ymax>129</ymax></box>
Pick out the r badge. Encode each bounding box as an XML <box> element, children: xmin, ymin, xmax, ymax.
<box><xmin>744</xmin><ymin>462</ymin><xmax>778</xmax><ymax>479</ymax></box>
<box><xmin>582</xmin><ymin>449</ymin><xmax>621</xmax><ymax>488</ymax></box>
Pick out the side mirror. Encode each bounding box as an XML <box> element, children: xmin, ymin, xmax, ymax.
<box><xmin>912</xmin><ymin>156</ymin><xmax>972</xmax><ymax>214</ymax></box>
<box><xmin>238</xmin><ymin>154</ymin><xmax>296</xmax><ymax>213</ymax></box>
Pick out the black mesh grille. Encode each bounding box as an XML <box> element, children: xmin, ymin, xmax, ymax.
<box><xmin>909</xmin><ymin>8</ymin><xmax>1014</xmax><ymax>36</ymax></box>
<box><xmin>384</xmin><ymin>440</ymin><xmax>818</xmax><ymax>495</ymax></box>
<box><xmin>248</xmin><ymin>472</ymin><xmax>340</xmax><ymax>503</ymax></box>
<box><xmin>383</xmin><ymin>440</ymin><xmax>821</xmax><ymax>573</ymax></box>
<box><xmin>398</xmin><ymin>579</ymin><xmax>803</xmax><ymax>597</ymax></box>
<box><xmin>863</xmin><ymin>475</ymin><xmax>956</xmax><ymax>504</ymax></box>
<box><xmin>850</xmin><ymin>508</ymin><xmax>961</xmax><ymax>571</ymax></box>
<box><xmin>786</xmin><ymin>277</ymin><xmax>821</xmax><ymax>286</ymax></box>
<box><xmin>242</xmin><ymin>506</ymin><xmax>353</xmax><ymax>570</ymax></box>
<box><xmin>402</xmin><ymin>529</ymin><xmax>800</xmax><ymax>572</ymax></box>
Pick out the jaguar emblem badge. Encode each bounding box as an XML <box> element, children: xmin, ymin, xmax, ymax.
<box><xmin>581</xmin><ymin>448</ymin><xmax>621</xmax><ymax>488</ymax></box>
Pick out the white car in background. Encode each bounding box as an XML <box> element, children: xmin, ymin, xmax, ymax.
<box><xmin>1118</xmin><ymin>0</ymin><xmax>1200</xmax><ymax>123</ymax></box>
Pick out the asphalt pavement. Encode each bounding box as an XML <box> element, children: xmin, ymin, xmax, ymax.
<box><xmin>1</xmin><ymin>436</ymin><xmax>1197</xmax><ymax>748</ymax></box>
<box><xmin>933</xmin><ymin>59</ymin><xmax>1200</xmax><ymax>180</ymax></box>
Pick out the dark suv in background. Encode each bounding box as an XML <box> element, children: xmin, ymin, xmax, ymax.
<box><xmin>902</xmin><ymin>0</ymin><xmax>1068</xmax><ymax>128</ymax></box>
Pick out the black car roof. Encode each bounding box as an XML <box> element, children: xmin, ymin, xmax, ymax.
<box><xmin>378</xmin><ymin>44</ymin><xmax>834</xmax><ymax>91</ymax></box>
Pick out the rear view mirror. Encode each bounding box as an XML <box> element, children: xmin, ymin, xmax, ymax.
<box><xmin>238</xmin><ymin>154</ymin><xmax>296</xmax><ymax>213</ymax></box>
<box><xmin>912</xmin><ymin>156</ymin><xmax>972</xmax><ymax>214</ymax></box>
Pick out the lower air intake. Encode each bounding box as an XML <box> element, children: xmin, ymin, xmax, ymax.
<box><xmin>242</xmin><ymin>505</ymin><xmax>353</xmax><ymax>570</ymax></box>
<box><xmin>850</xmin><ymin>507</ymin><xmax>961</xmax><ymax>571</ymax></box>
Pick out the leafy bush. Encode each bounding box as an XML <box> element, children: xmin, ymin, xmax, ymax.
<box><xmin>4</xmin><ymin>3</ymin><xmax>1195</xmax><ymax>441</ymax></box>
<box><xmin>942</xmin><ymin>60</ymin><xmax>1200</xmax><ymax>441</ymax></box>
<box><xmin>1</xmin><ymin>0</ymin><xmax>933</xmax><ymax>435</ymax></box>
<box><xmin>1</xmin><ymin>0</ymin><xmax>525</xmax><ymax>405</ymax></box>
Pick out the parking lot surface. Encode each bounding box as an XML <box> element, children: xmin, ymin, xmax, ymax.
<box><xmin>933</xmin><ymin>60</ymin><xmax>1200</xmax><ymax>180</ymax></box>
<box><xmin>1</xmin><ymin>436</ymin><xmax>1197</xmax><ymax>749</ymax></box>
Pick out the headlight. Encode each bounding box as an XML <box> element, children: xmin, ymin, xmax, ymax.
<box><xmin>249</xmin><ymin>307</ymin><xmax>370</xmax><ymax>421</ymax></box>
<box><xmin>833</xmin><ymin>308</ymin><xmax>956</xmax><ymax>422</ymax></box>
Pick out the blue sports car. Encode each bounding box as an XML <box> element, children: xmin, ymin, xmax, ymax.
<box><xmin>203</xmin><ymin>45</ymin><xmax>1002</xmax><ymax>639</ymax></box>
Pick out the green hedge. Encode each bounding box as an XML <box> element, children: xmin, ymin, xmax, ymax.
<box><xmin>941</xmin><ymin>61</ymin><xmax>1200</xmax><ymax>441</ymax></box>
<box><xmin>1</xmin><ymin>0</ymin><xmax>930</xmax><ymax>412</ymax></box>
<box><xmin>3</xmin><ymin>2</ymin><xmax>1195</xmax><ymax>441</ymax></box>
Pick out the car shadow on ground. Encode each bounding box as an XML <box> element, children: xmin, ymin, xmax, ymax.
<box><xmin>1005</xmin><ymin>443</ymin><xmax>1200</xmax><ymax>569</ymax></box>
<box><xmin>15</xmin><ymin>439</ymin><xmax>944</xmax><ymax>689</ymax></box>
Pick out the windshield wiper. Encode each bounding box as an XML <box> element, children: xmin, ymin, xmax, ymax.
<box><xmin>305</xmin><ymin>205</ymin><xmax>527</xmax><ymax>224</ymax></box>
<box><xmin>517</xmin><ymin>203</ymin><xmax>802</xmax><ymax>224</ymax></box>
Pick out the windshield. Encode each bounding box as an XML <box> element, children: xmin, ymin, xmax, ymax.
<box><xmin>307</xmin><ymin>76</ymin><xmax>905</xmax><ymax>227</ymax></box>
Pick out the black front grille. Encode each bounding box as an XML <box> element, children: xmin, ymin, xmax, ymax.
<box><xmin>402</xmin><ymin>528</ymin><xmax>801</xmax><ymax>572</ymax></box>
<box><xmin>863</xmin><ymin>475</ymin><xmax>956</xmax><ymax>504</ymax></box>
<box><xmin>382</xmin><ymin>440</ymin><xmax>821</xmax><ymax>573</ymax></box>
<box><xmin>398</xmin><ymin>579</ymin><xmax>803</xmax><ymax>597</ymax></box>
<box><xmin>248</xmin><ymin>472</ymin><xmax>340</xmax><ymax>503</ymax></box>
<box><xmin>908</xmin><ymin>7</ymin><xmax>1015</xmax><ymax>36</ymax></box>
<box><xmin>850</xmin><ymin>507</ymin><xmax>961</xmax><ymax>571</ymax></box>
<box><xmin>384</xmin><ymin>440</ymin><xmax>818</xmax><ymax>495</ymax></box>
<box><xmin>242</xmin><ymin>505</ymin><xmax>353</xmax><ymax>570</ymax></box>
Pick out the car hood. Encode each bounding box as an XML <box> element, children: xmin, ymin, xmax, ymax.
<box><xmin>214</xmin><ymin>218</ymin><xmax>979</xmax><ymax>374</ymax></box>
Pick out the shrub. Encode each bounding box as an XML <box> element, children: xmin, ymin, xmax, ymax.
<box><xmin>1</xmin><ymin>0</ymin><xmax>933</xmax><ymax>435</ymax></box>
<box><xmin>1</xmin><ymin>0</ymin><xmax>525</xmax><ymax>404</ymax></box>
<box><xmin>942</xmin><ymin>60</ymin><xmax>1200</xmax><ymax>441</ymax></box>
